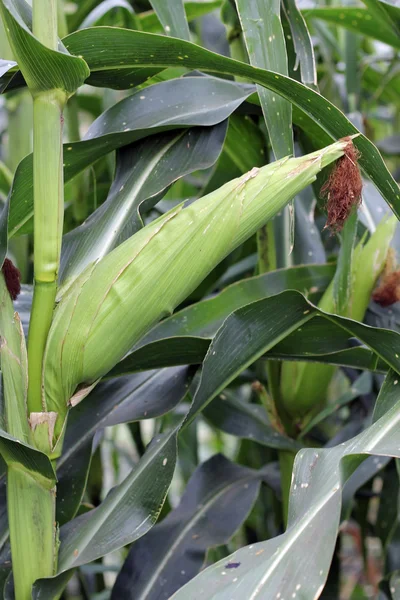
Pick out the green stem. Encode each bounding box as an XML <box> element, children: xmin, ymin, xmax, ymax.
<box><xmin>7</xmin><ymin>468</ymin><xmax>56</xmax><ymax>600</ymax></box>
<box><xmin>28</xmin><ymin>281</ymin><xmax>58</xmax><ymax>412</ymax></box>
<box><xmin>27</xmin><ymin>0</ymin><xmax>65</xmax><ymax>414</ymax></box>
<box><xmin>4</xmin><ymin>2</ymin><xmax>62</xmax><ymax>597</ymax></box>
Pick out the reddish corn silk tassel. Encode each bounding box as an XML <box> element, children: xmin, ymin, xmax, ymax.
<box><xmin>372</xmin><ymin>250</ymin><xmax>400</xmax><ymax>307</ymax></box>
<box><xmin>2</xmin><ymin>258</ymin><xmax>21</xmax><ymax>301</ymax></box>
<box><xmin>321</xmin><ymin>137</ymin><xmax>363</xmax><ymax>232</ymax></box>
<box><xmin>372</xmin><ymin>271</ymin><xmax>400</xmax><ymax>306</ymax></box>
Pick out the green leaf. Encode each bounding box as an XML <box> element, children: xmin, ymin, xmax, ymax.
<box><xmin>62</xmin><ymin>27</ymin><xmax>400</xmax><ymax>218</ymax></box>
<box><xmin>0</xmin><ymin>202</ymin><xmax>9</xmax><ymax>270</ymax></box>
<box><xmin>149</xmin><ymin>0</ymin><xmax>190</xmax><ymax>40</ymax></box>
<box><xmin>56</xmin><ymin>367</ymin><xmax>190</xmax><ymax>525</ymax></box>
<box><xmin>32</xmin><ymin>571</ymin><xmax>73</xmax><ymax>600</ymax></box>
<box><xmin>8</xmin><ymin>76</ymin><xmax>253</xmax><ymax>237</ymax></box>
<box><xmin>57</xmin><ymin>428</ymin><xmax>178</xmax><ymax>571</ymax></box>
<box><xmin>112</xmin><ymin>454</ymin><xmax>278</xmax><ymax>600</ymax></box>
<box><xmin>140</xmin><ymin>1</ymin><xmax>223</xmax><ymax>34</ymax></box>
<box><xmin>300</xmin><ymin>371</ymin><xmax>373</xmax><ymax>437</ymax></box>
<box><xmin>0</xmin><ymin>59</ymin><xmax>18</xmax><ymax>93</ymax></box>
<box><xmin>293</xmin><ymin>188</ymin><xmax>326</xmax><ymax>265</ymax></box>
<box><xmin>171</xmin><ymin>370</ymin><xmax>400</xmax><ymax>599</ymax></box>
<box><xmin>235</xmin><ymin>0</ymin><xmax>293</xmax><ymax>158</ymax></box>
<box><xmin>111</xmin><ymin>280</ymin><xmax>391</xmax><ymax>378</ymax></box>
<box><xmin>361</xmin><ymin>0</ymin><xmax>400</xmax><ymax>37</ymax></box>
<box><xmin>0</xmin><ymin>428</ymin><xmax>54</xmax><ymax>485</ymax></box>
<box><xmin>59</xmin><ymin>123</ymin><xmax>227</xmax><ymax>289</ymax></box>
<box><xmin>12</xmin><ymin>283</ymin><xmax>30</xmax><ymax>336</ymax></box>
<box><xmin>333</xmin><ymin>209</ymin><xmax>358</xmax><ymax>315</ymax></box>
<box><xmin>303</xmin><ymin>7</ymin><xmax>400</xmax><ymax>49</ymax></box>
<box><xmin>203</xmin><ymin>389</ymin><xmax>299</xmax><ymax>451</ymax></box>
<box><xmin>235</xmin><ymin>0</ymin><xmax>295</xmax><ymax>262</ymax></box>
<box><xmin>0</xmin><ymin>162</ymin><xmax>12</xmax><ymax>202</ymax></box>
<box><xmin>283</xmin><ymin>0</ymin><xmax>317</xmax><ymax>87</ymax></box>
<box><xmin>79</xmin><ymin>0</ymin><xmax>138</xmax><ymax>29</ymax></box>
<box><xmin>223</xmin><ymin>114</ymin><xmax>265</xmax><ymax>172</ymax></box>
<box><xmin>177</xmin><ymin>288</ymin><xmax>400</xmax><ymax>428</ymax></box>
<box><xmin>0</xmin><ymin>0</ymin><xmax>88</xmax><ymax>96</ymax></box>
<box><xmin>184</xmin><ymin>292</ymin><xmax>317</xmax><ymax>425</ymax></box>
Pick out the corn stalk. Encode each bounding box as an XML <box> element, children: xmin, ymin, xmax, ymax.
<box><xmin>0</xmin><ymin>0</ymin><xmax>66</xmax><ymax>595</ymax></box>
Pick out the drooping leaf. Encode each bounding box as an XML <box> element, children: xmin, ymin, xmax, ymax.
<box><xmin>172</xmin><ymin>370</ymin><xmax>400</xmax><ymax>599</ymax></box>
<box><xmin>56</xmin><ymin>367</ymin><xmax>190</xmax><ymax>524</ymax></box>
<box><xmin>112</xmin><ymin>454</ymin><xmax>278</xmax><ymax>600</ymax></box>
<box><xmin>59</xmin><ymin>123</ymin><xmax>227</xmax><ymax>288</ymax></box>
<box><xmin>303</xmin><ymin>7</ymin><xmax>400</xmax><ymax>49</ymax></box>
<box><xmin>57</xmin><ymin>427</ymin><xmax>178</xmax><ymax>571</ymax></box>
<box><xmin>0</xmin><ymin>0</ymin><xmax>88</xmax><ymax>95</ymax></box>
<box><xmin>60</xmin><ymin>27</ymin><xmax>400</xmax><ymax>218</ymax></box>
<box><xmin>8</xmin><ymin>76</ymin><xmax>253</xmax><ymax>236</ymax></box>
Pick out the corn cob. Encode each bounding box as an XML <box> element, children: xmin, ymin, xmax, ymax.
<box><xmin>42</xmin><ymin>139</ymin><xmax>353</xmax><ymax>442</ymax></box>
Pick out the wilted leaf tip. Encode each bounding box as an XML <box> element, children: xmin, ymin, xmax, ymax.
<box><xmin>2</xmin><ymin>258</ymin><xmax>21</xmax><ymax>301</ymax></box>
<box><xmin>321</xmin><ymin>137</ymin><xmax>362</xmax><ymax>233</ymax></box>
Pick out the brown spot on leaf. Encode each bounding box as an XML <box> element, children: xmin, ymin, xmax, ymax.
<box><xmin>2</xmin><ymin>258</ymin><xmax>21</xmax><ymax>300</ymax></box>
<box><xmin>321</xmin><ymin>138</ymin><xmax>362</xmax><ymax>232</ymax></box>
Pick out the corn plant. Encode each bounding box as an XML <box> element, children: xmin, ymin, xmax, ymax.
<box><xmin>0</xmin><ymin>0</ymin><xmax>400</xmax><ymax>598</ymax></box>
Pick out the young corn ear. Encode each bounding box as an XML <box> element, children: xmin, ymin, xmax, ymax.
<box><xmin>280</xmin><ymin>215</ymin><xmax>398</xmax><ymax>420</ymax></box>
<box><xmin>43</xmin><ymin>139</ymin><xmax>352</xmax><ymax>442</ymax></box>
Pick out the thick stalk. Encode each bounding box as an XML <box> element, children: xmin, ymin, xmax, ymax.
<box><xmin>7</xmin><ymin>2</ymin><xmax>63</xmax><ymax>597</ymax></box>
<box><xmin>7</xmin><ymin>468</ymin><xmax>56</xmax><ymax>600</ymax></box>
<box><xmin>27</xmin><ymin>1</ymin><xmax>65</xmax><ymax>414</ymax></box>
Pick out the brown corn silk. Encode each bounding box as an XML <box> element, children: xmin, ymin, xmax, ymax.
<box><xmin>373</xmin><ymin>249</ymin><xmax>400</xmax><ymax>306</ymax></box>
<box><xmin>321</xmin><ymin>137</ymin><xmax>363</xmax><ymax>232</ymax></box>
<box><xmin>2</xmin><ymin>258</ymin><xmax>21</xmax><ymax>300</ymax></box>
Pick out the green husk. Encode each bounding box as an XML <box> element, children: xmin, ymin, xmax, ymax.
<box><xmin>42</xmin><ymin>140</ymin><xmax>351</xmax><ymax>441</ymax></box>
<box><xmin>280</xmin><ymin>215</ymin><xmax>398</xmax><ymax>419</ymax></box>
